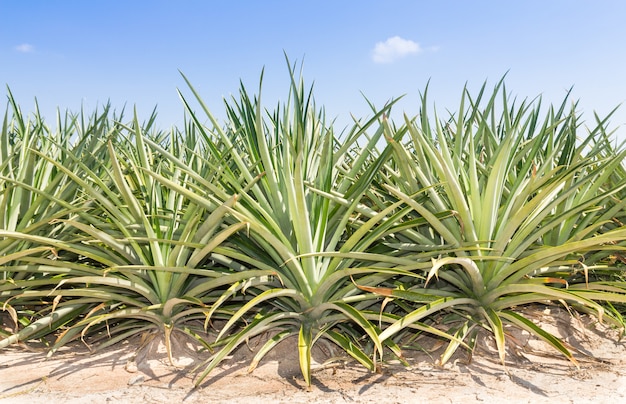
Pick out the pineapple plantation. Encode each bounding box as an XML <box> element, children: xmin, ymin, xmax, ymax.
<box><xmin>2</xmin><ymin>62</ymin><xmax>626</xmax><ymax>395</ymax></box>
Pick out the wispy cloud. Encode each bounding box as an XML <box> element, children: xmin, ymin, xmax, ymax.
<box><xmin>15</xmin><ymin>43</ymin><xmax>35</xmax><ymax>53</ymax></box>
<box><xmin>371</xmin><ymin>36</ymin><xmax>421</xmax><ymax>64</ymax></box>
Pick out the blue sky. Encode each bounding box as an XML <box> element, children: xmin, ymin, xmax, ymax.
<box><xmin>2</xmin><ymin>1</ymin><xmax>626</xmax><ymax>142</ymax></box>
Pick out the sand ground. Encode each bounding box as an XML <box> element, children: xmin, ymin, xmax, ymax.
<box><xmin>1</xmin><ymin>306</ymin><xmax>625</xmax><ymax>404</ymax></box>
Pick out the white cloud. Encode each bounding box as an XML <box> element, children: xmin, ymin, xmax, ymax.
<box><xmin>372</xmin><ymin>36</ymin><xmax>421</xmax><ymax>64</ymax></box>
<box><xmin>15</xmin><ymin>43</ymin><xmax>35</xmax><ymax>53</ymax></box>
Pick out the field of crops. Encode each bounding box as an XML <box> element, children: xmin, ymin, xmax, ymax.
<box><xmin>2</xmin><ymin>64</ymin><xmax>626</xmax><ymax>388</ymax></box>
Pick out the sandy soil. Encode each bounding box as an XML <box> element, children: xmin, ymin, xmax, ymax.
<box><xmin>1</xmin><ymin>306</ymin><xmax>625</xmax><ymax>404</ymax></box>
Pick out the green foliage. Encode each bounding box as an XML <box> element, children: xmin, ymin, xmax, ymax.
<box><xmin>376</xmin><ymin>80</ymin><xmax>626</xmax><ymax>364</ymax></box>
<box><xmin>176</xmin><ymin>61</ymin><xmax>418</xmax><ymax>387</ymax></box>
<box><xmin>1</xmin><ymin>64</ymin><xmax>626</xmax><ymax>388</ymax></box>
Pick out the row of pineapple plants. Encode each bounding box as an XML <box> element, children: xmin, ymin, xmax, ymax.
<box><xmin>2</xmin><ymin>62</ymin><xmax>626</xmax><ymax>388</ymax></box>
